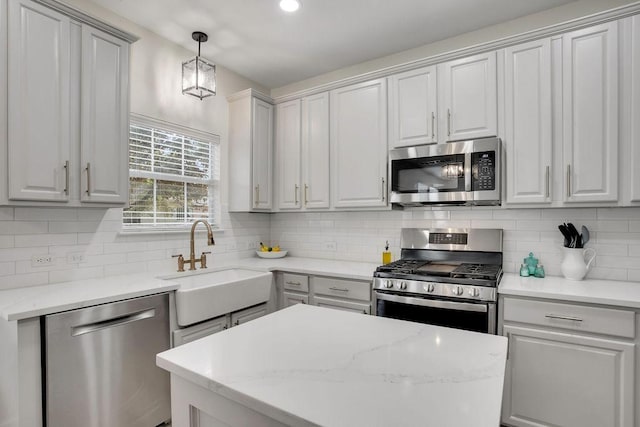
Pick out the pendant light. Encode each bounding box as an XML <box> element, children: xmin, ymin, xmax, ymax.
<box><xmin>182</xmin><ymin>31</ymin><xmax>216</xmax><ymax>100</ymax></box>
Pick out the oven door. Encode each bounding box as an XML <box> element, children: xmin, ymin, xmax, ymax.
<box><xmin>374</xmin><ymin>291</ymin><xmax>496</xmax><ymax>334</ymax></box>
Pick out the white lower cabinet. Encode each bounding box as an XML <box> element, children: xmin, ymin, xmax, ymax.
<box><xmin>173</xmin><ymin>303</ymin><xmax>268</xmax><ymax>347</ymax></box>
<box><xmin>277</xmin><ymin>272</ymin><xmax>372</xmax><ymax>313</ymax></box>
<box><xmin>501</xmin><ymin>296</ymin><xmax>636</xmax><ymax>427</ymax></box>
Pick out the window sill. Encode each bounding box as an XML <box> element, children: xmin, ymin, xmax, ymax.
<box><xmin>118</xmin><ymin>226</ymin><xmax>225</xmax><ymax>236</ymax></box>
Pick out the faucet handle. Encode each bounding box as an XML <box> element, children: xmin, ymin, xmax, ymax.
<box><xmin>202</xmin><ymin>251</ymin><xmax>212</xmax><ymax>255</ymax></box>
<box><xmin>200</xmin><ymin>252</ymin><xmax>211</xmax><ymax>269</ymax></box>
<box><xmin>172</xmin><ymin>254</ymin><xmax>185</xmax><ymax>272</ymax></box>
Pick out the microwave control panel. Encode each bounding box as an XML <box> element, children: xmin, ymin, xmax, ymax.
<box><xmin>471</xmin><ymin>151</ymin><xmax>495</xmax><ymax>191</ymax></box>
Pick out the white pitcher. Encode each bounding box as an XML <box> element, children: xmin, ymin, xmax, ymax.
<box><xmin>560</xmin><ymin>247</ymin><xmax>596</xmax><ymax>281</ymax></box>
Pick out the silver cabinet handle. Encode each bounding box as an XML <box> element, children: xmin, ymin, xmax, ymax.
<box><xmin>381</xmin><ymin>177</ymin><xmax>386</xmax><ymax>202</ymax></box>
<box><xmin>234</xmin><ymin>319</ymin><xmax>240</xmax><ymax>326</ymax></box>
<box><xmin>447</xmin><ymin>108</ymin><xmax>451</xmax><ymax>137</ymax></box>
<box><xmin>545</xmin><ymin>314</ymin><xmax>583</xmax><ymax>322</ymax></box>
<box><xmin>566</xmin><ymin>165</ymin><xmax>571</xmax><ymax>198</ymax></box>
<box><xmin>329</xmin><ymin>287</ymin><xmax>349</xmax><ymax>292</ymax></box>
<box><xmin>304</xmin><ymin>184</ymin><xmax>309</xmax><ymax>206</ymax></box>
<box><xmin>71</xmin><ymin>308</ymin><xmax>156</xmax><ymax>336</ymax></box>
<box><xmin>294</xmin><ymin>184</ymin><xmax>299</xmax><ymax>205</ymax></box>
<box><xmin>254</xmin><ymin>185</ymin><xmax>259</xmax><ymax>206</ymax></box>
<box><xmin>223</xmin><ymin>324</ymin><xmax>228</xmax><ymax>330</ymax></box>
<box><xmin>431</xmin><ymin>112</ymin><xmax>435</xmax><ymax>139</ymax></box>
<box><xmin>63</xmin><ymin>160</ymin><xmax>69</xmax><ymax>195</ymax></box>
<box><xmin>285</xmin><ymin>281</ymin><xmax>301</xmax><ymax>286</ymax></box>
<box><xmin>545</xmin><ymin>165</ymin><xmax>550</xmax><ymax>198</ymax></box>
<box><xmin>85</xmin><ymin>162</ymin><xmax>91</xmax><ymax>195</ymax></box>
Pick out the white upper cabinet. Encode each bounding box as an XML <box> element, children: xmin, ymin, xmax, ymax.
<box><xmin>388</xmin><ymin>66</ymin><xmax>437</xmax><ymax>148</ymax></box>
<box><xmin>252</xmin><ymin>98</ymin><xmax>274</xmax><ymax>210</ymax></box>
<box><xmin>629</xmin><ymin>15</ymin><xmax>640</xmax><ymax>203</ymax></box>
<box><xmin>228</xmin><ymin>90</ymin><xmax>274</xmax><ymax>212</ymax></box>
<box><xmin>276</xmin><ymin>99</ymin><xmax>302</xmax><ymax>210</ymax></box>
<box><xmin>301</xmin><ymin>92</ymin><xmax>330</xmax><ymax>209</ymax></box>
<box><xmin>8</xmin><ymin>0</ymin><xmax>71</xmax><ymax>202</ymax></box>
<box><xmin>439</xmin><ymin>52</ymin><xmax>497</xmax><ymax>142</ymax></box>
<box><xmin>504</xmin><ymin>39</ymin><xmax>553</xmax><ymax>204</ymax></box>
<box><xmin>3</xmin><ymin>0</ymin><xmax>133</xmax><ymax>207</ymax></box>
<box><xmin>80</xmin><ymin>25</ymin><xmax>129</xmax><ymax>204</ymax></box>
<box><xmin>330</xmin><ymin>79</ymin><xmax>388</xmax><ymax>208</ymax></box>
<box><xmin>562</xmin><ymin>22</ymin><xmax>618</xmax><ymax>203</ymax></box>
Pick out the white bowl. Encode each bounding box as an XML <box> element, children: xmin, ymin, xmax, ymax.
<box><xmin>256</xmin><ymin>250</ymin><xmax>287</xmax><ymax>259</ymax></box>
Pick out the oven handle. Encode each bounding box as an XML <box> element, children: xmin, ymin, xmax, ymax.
<box><xmin>375</xmin><ymin>292</ymin><xmax>489</xmax><ymax>313</ymax></box>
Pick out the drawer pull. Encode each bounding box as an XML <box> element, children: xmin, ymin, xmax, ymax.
<box><xmin>286</xmin><ymin>281</ymin><xmax>301</xmax><ymax>286</ymax></box>
<box><xmin>545</xmin><ymin>314</ymin><xmax>583</xmax><ymax>322</ymax></box>
<box><xmin>329</xmin><ymin>287</ymin><xmax>349</xmax><ymax>292</ymax></box>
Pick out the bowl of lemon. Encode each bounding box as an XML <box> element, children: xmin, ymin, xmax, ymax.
<box><xmin>256</xmin><ymin>243</ymin><xmax>287</xmax><ymax>259</ymax></box>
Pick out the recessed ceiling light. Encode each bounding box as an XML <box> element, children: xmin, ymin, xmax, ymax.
<box><xmin>279</xmin><ymin>0</ymin><xmax>301</xmax><ymax>13</ymax></box>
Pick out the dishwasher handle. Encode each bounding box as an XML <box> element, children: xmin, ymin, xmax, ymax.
<box><xmin>71</xmin><ymin>308</ymin><xmax>156</xmax><ymax>337</ymax></box>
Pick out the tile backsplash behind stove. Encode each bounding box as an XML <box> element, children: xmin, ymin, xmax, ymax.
<box><xmin>270</xmin><ymin>207</ymin><xmax>640</xmax><ymax>282</ymax></box>
<box><xmin>0</xmin><ymin>206</ymin><xmax>638</xmax><ymax>291</ymax></box>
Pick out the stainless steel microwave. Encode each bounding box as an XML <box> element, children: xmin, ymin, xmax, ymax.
<box><xmin>389</xmin><ymin>138</ymin><xmax>501</xmax><ymax>207</ymax></box>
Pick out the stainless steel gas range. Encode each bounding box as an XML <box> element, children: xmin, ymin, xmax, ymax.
<box><xmin>373</xmin><ymin>228</ymin><xmax>503</xmax><ymax>334</ymax></box>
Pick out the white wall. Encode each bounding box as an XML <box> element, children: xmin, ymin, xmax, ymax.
<box><xmin>271</xmin><ymin>208</ymin><xmax>640</xmax><ymax>282</ymax></box>
<box><xmin>0</xmin><ymin>1</ymin><xmax>271</xmax><ymax>290</ymax></box>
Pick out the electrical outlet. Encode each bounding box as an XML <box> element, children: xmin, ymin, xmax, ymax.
<box><xmin>248</xmin><ymin>242</ymin><xmax>258</xmax><ymax>249</ymax></box>
<box><xmin>67</xmin><ymin>253</ymin><xmax>86</xmax><ymax>263</ymax></box>
<box><xmin>31</xmin><ymin>255</ymin><xmax>54</xmax><ymax>267</ymax></box>
<box><xmin>227</xmin><ymin>242</ymin><xmax>238</xmax><ymax>251</ymax></box>
<box><xmin>323</xmin><ymin>241</ymin><xmax>337</xmax><ymax>251</ymax></box>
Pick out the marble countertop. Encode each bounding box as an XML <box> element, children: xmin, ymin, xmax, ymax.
<box><xmin>157</xmin><ymin>304</ymin><xmax>508</xmax><ymax>427</ymax></box>
<box><xmin>499</xmin><ymin>273</ymin><xmax>640</xmax><ymax>308</ymax></box>
<box><xmin>0</xmin><ymin>257</ymin><xmax>378</xmax><ymax>321</ymax></box>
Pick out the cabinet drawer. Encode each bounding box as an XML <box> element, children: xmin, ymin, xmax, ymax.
<box><xmin>313</xmin><ymin>277</ymin><xmax>371</xmax><ymax>302</ymax></box>
<box><xmin>283</xmin><ymin>273</ymin><xmax>309</xmax><ymax>292</ymax></box>
<box><xmin>503</xmin><ymin>297</ymin><xmax>635</xmax><ymax>339</ymax></box>
<box><xmin>314</xmin><ymin>296</ymin><xmax>370</xmax><ymax>315</ymax></box>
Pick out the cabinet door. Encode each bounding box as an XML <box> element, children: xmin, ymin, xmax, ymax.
<box><xmin>8</xmin><ymin>0</ymin><xmax>70</xmax><ymax>202</ymax></box>
<box><xmin>283</xmin><ymin>291</ymin><xmax>308</xmax><ymax>307</ymax></box>
<box><xmin>630</xmin><ymin>16</ymin><xmax>640</xmax><ymax>202</ymax></box>
<box><xmin>439</xmin><ymin>52</ymin><xmax>497</xmax><ymax>141</ymax></box>
<box><xmin>301</xmin><ymin>92</ymin><xmax>330</xmax><ymax>209</ymax></box>
<box><xmin>230</xmin><ymin>303</ymin><xmax>268</xmax><ymax>327</ymax></box>
<box><xmin>276</xmin><ymin>99</ymin><xmax>301</xmax><ymax>209</ymax></box>
<box><xmin>330</xmin><ymin>79</ymin><xmax>388</xmax><ymax>208</ymax></box>
<box><xmin>252</xmin><ymin>98</ymin><xmax>273</xmax><ymax>210</ymax></box>
<box><xmin>502</xmin><ymin>325</ymin><xmax>634</xmax><ymax>427</ymax></box>
<box><xmin>388</xmin><ymin>66</ymin><xmax>437</xmax><ymax>147</ymax></box>
<box><xmin>313</xmin><ymin>296</ymin><xmax>370</xmax><ymax>315</ymax></box>
<box><xmin>80</xmin><ymin>25</ymin><xmax>129</xmax><ymax>204</ymax></box>
<box><xmin>563</xmin><ymin>22</ymin><xmax>618</xmax><ymax>202</ymax></box>
<box><xmin>172</xmin><ymin>315</ymin><xmax>229</xmax><ymax>347</ymax></box>
<box><xmin>504</xmin><ymin>39</ymin><xmax>553</xmax><ymax>204</ymax></box>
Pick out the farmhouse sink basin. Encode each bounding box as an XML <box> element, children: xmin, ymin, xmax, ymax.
<box><xmin>170</xmin><ymin>268</ymin><xmax>273</xmax><ymax>327</ymax></box>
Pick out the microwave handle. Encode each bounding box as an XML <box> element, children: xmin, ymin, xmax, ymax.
<box><xmin>464</xmin><ymin>152</ymin><xmax>472</xmax><ymax>192</ymax></box>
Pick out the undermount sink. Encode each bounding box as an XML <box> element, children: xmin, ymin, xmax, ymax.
<box><xmin>170</xmin><ymin>268</ymin><xmax>273</xmax><ymax>327</ymax></box>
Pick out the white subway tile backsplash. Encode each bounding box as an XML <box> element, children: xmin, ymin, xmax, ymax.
<box><xmin>0</xmin><ymin>205</ymin><xmax>638</xmax><ymax>290</ymax></box>
<box><xmin>14</xmin><ymin>208</ymin><xmax>77</xmax><ymax>221</ymax></box>
<box><xmin>14</xmin><ymin>233</ymin><xmax>77</xmax><ymax>248</ymax></box>
<box><xmin>0</xmin><ymin>207</ymin><xmax>14</xmax><ymax>221</ymax></box>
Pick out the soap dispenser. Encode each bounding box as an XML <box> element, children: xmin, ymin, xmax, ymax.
<box><xmin>524</xmin><ymin>252</ymin><xmax>538</xmax><ymax>275</ymax></box>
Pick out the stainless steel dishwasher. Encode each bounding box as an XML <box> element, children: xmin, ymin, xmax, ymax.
<box><xmin>44</xmin><ymin>293</ymin><xmax>171</xmax><ymax>427</ymax></box>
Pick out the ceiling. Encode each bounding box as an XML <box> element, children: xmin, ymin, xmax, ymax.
<box><xmin>90</xmin><ymin>0</ymin><xmax>576</xmax><ymax>89</ymax></box>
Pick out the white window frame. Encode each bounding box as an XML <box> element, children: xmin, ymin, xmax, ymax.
<box><xmin>123</xmin><ymin>113</ymin><xmax>220</xmax><ymax>230</ymax></box>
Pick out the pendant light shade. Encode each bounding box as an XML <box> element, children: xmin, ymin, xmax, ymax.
<box><xmin>182</xmin><ymin>31</ymin><xmax>216</xmax><ymax>100</ymax></box>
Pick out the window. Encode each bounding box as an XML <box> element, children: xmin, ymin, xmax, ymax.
<box><xmin>124</xmin><ymin>114</ymin><xmax>220</xmax><ymax>229</ymax></box>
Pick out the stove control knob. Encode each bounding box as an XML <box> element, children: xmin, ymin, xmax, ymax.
<box><xmin>469</xmin><ymin>288</ymin><xmax>480</xmax><ymax>298</ymax></box>
<box><xmin>425</xmin><ymin>283</ymin><xmax>435</xmax><ymax>293</ymax></box>
<box><xmin>385</xmin><ymin>280</ymin><xmax>394</xmax><ymax>289</ymax></box>
<box><xmin>452</xmin><ymin>286</ymin><xmax>464</xmax><ymax>296</ymax></box>
<box><xmin>399</xmin><ymin>281</ymin><xmax>407</xmax><ymax>290</ymax></box>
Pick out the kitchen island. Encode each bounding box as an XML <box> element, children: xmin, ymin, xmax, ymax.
<box><xmin>157</xmin><ymin>304</ymin><xmax>508</xmax><ymax>427</ymax></box>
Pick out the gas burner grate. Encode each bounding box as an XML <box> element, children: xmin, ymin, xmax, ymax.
<box><xmin>451</xmin><ymin>263</ymin><xmax>501</xmax><ymax>280</ymax></box>
<box><xmin>376</xmin><ymin>259</ymin><xmax>428</xmax><ymax>274</ymax></box>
